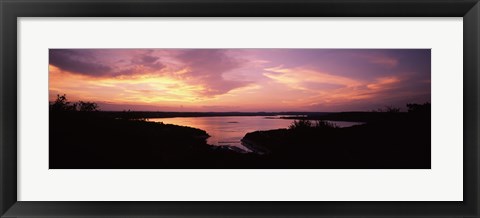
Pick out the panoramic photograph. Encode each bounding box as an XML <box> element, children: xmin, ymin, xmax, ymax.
<box><xmin>49</xmin><ymin>49</ymin><xmax>431</xmax><ymax>169</ymax></box>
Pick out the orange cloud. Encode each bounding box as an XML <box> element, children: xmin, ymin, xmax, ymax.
<box><xmin>263</xmin><ymin>66</ymin><xmax>362</xmax><ymax>91</ymax></box>
<box><xmin>367</xmin><ymin>76</ymin><xmax>401</xmax><ymax>90</ymax></box>
<box><xmin>49</xmin><ymin>65</ymin><xmax>222</xmax><ymax>106</ymax></box>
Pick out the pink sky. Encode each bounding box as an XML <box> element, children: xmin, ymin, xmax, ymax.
<box><xmin>49</xmin><ymin>49</ymin><xmax>431</xmax><ymax>112</ymax></box>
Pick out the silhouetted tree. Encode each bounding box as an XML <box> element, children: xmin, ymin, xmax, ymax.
<box><xmin>373</xmin><ymin>105</ymin><xmax>400</xmax><ymax>113</ymax></box>
<box><xmin>385</xmin><ymin>106</ymin><xmax>400</xmax><ymax>113</ymax></box>
<box><xmin>50</xmin><ymin>94</ymin><xmax>77</xmax><ymax>112</ymax></box>
<box><xmin>407</xmin><ymin>102</ymin><xmax>431</xmax><ymax>114</ymax></box>
<box><xmin>78</xmin><ymin>101</ymin><xmax>99</xmax><ymax>112</ymax></box>
<box><xmin>50</xmin><ymin>94</ymin><xmax>100</xmax><ymax>112</ymax></box>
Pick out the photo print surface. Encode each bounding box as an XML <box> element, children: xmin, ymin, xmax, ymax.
<box><xmin>49</xmin><ymin>49</ymin><xmax>431</xmax><ymax>169</ymax></box>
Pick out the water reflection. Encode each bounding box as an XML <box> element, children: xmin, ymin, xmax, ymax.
<box><xmin>148</xmin><ymin>116</ymin><xmax>362</xmax><ymax>152</ymax></box>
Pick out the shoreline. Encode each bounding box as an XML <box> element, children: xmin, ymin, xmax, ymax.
<box><xmin>240</xmin><ymin>137</ymin><xmax>271</xmax><ymax>155</ymax></box>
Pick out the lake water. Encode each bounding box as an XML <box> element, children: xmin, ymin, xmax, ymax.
<box><xmin>148</xmin><ymin>116</ymin><xmax>362</xmax><ymax>152</ymax></box>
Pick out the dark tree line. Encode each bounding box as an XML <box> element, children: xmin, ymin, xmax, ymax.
<box><xmin>407</xmin><ymin>102</ymin><xmax>431</xmax><ymax>114</ymax></box>
<box><xmin>50</xmin><ymin>94</ymin><xmax>99</xmax><ymax>112</ymax></box>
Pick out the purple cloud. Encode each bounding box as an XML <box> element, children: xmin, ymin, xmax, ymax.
<box><xmin>130</xmin><ymin>50</ymin><xmax>165</xmax><ymax>70</ymax></box>
<box><xmin>49</xmin><ymin>49</ymin><xmax>165</xmax><ymax>77</ymax></box>
<box><xmin>49</xmin><ymin>49</ymin><xmax>113</xmax><ymax>76</ymax></box>
<box><xmin>176</xmin><ymin>49</ymin><xmax>250</xmax><ymax>96</ymax></box>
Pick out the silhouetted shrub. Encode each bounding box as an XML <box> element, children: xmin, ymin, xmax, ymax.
<box><xmin>289</xmin><ymin>119</ymin><xmax>312</xmax><ymax>130</ymax></box>
<box><xmin>289</xmin><ymin>119</ymin><xmax>337</xmax><ymax>130</ymax></box>
<box><xmin>314</xmin><ymin>120</ymin><xmax>338</xmax><ymax>129</ymax></box>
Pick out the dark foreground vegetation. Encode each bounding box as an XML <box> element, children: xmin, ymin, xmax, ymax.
<box><xmin>50</xmin><ymin>96</ymin><xmax>264</xmax><ymax>169</ymax></box>
<box><xmin>243</xmin><ymin>103</ymin><xmax>431</xmax><ymax>169</ymax></box>
<box><xmin>50</xmin><ymin>112</ymin><xmax>268</xmax><ymax>168</ymax></box>
<box><xmin>50</xmin><ymin>95</ymin><xmax>430</xmax><ymax>169</ymax></box>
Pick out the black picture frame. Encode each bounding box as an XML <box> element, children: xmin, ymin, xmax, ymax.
<box><xmin>1</xmin><ymin>0</ymin><xmax>479</xmax><ymax>217</ymax></box>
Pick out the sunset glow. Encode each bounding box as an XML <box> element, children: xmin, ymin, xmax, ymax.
<box><xmin>49</xmin><ymin>49</ymin><xmax>430</xmax><ymax>112</ymax></box>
